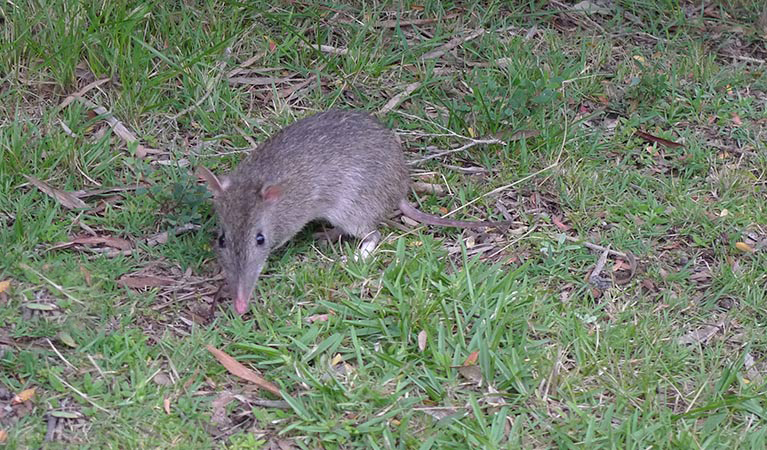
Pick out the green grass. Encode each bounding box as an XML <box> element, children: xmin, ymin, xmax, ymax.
<box><xmin>2</xmin><ymin>0</ymin><xmax>767</xmax><ymax>447</ymax></box>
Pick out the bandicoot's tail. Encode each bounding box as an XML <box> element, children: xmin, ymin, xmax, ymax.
<box><xmin>397</xmin><ymin>200</ymin><xmax>509</xmax><ymax>228</ymax></box>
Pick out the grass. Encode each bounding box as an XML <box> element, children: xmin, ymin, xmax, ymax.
<box><xmin>1</xmin><ymin>0</ymin><xmax>767</xmax><ymax>447</ymax></box>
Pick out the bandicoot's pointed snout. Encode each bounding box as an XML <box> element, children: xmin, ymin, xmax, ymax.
<box><xmin>234</xmin><ymin>296</ymin><xmax>249</xmax><ymax>315</ymax></box>
<box><xmin>233</xmin><ymin>283</ymin><xmax>253</xmax><ymax>315</ymax></box>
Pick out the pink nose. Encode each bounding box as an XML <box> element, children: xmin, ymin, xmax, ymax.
<box><xmin>234</xmin><ymin>296</ymin><xmax>249</xmax><ymax>314</ymax></box>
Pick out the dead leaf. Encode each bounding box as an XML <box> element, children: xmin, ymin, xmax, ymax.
<box><xmin>117</xmin><ymin>275</ymin><xmax>174</xmax><ymax>288</ymax></box>
<box><xmin>52</xmin><ymin>235</ymin><xmax>132</xmax><ymax>252</ymax></box>
<box><xmin>87</xmin><ymin>195</ymin><xmax>123</xmax><ymax>215</ymax></box>
<box><xmin>207</xmin><ymin>345</ymin><xmax>282</xmax><ymax>396</ymax></box>
<box><xmin>266</xmin><ymin>438</ymin><xmax>298</xmax><ymax>450</ymax></box>
<box><xmin>80</xmin><ymin>266</ymin><xmax>92</xmax><ymax>286</ymax></box>
<box><xmin>0</xmin><ymin>280</ymin><xmax>9</xmax><ymax>294</ymax></box>
<box><xmin>12</xmin><ymin>388</ymin><xmax>36</xmax><ymax>404</ymax></box>
<box><xmin>401</xmin><ymin>215</ymin><xmax>419</xmax><ymax>227</ymax></box>
<box><xmin>23</xmin><ymin>175</ymin><xmax>87</xmax><ymax>209</ymax></box>
<box><xmin>731</xmin><ymin>112</ymin><xmax>742</xmax><ymax>127</ymax></box>
<box><xmin>418</xmin><ymin>330</ymin><xmax>427</xmax><ymax>352</ymax></box>
<box><xmin>640</xmin><ymin>279</ymin><xmax>657</xmax><ymax>292</ymax></box>
<box><xmin>736</xmin><ymin>242</ymin><xmax>754</xmax><ymax>253</ymax></box>
<box><xmin>163</xmin><ymin>397</ymin><xmax>171</xmax><ymax>414</ymax></box>
<box><xmin>210</xmin><ymin>391</ymin><xmax>235</xmax><ymax>426</ymax></box>
<box><xmin>634</xmin><ymin>130</ymin><xmax>683</xmax><ymax>148</ymax></box>
<box><xmin>690</xmin><ymin>270</ymin><xmax>712</xmax><ymax>283</ymax></box>
<box><xmin>24</xmin><ymin>303</ymin><xmax>57</xmax><ymax>311</ymax></box>
<box><xmin>457</xmin><ymin>365</ymin><xmax>483</xmax><ymax>383</ymax></box>
<box><xmin>58</xmin><ymin>77</ymin><xmax>111</xmax><ymax>109</ymax></box>
<box><xmin>421</xmin><ymin>29</ymin><xmax>485</xmax><ymax>60</ymax></box>
<box><xmin>80</xmin><ymin>235</ymin><xmax>132</xmax><ymax>250</ymax></box>
<box><xmin>305</xmin><ymin>313</ymin><xmax>332</xmax><ymax>324</ymax></box>
<box><xmin>269</xmin><ymin>73</ymin><xmax>317</xmax><ymax>101</ymax></box>
<box><xmin>376</xmin><ymin>13</ymin><xmax>461</xmax><ymax>28</ymax></box>
<box><xmin>153</xmin><ymin>372</ymin><xmax>173</xmax><ymax>386</ymax></box>
<box><xmin>485</xmin><ymin>384</ymin><xmax>506</xmax><ymax>406</ymax></box>
<box><xmin>703</xmin><ymin>4</ymin><xmax>727</xmax><ymax>19</ymax></box>
<box><xmin>49</xmin><ymin>410</ymin><xmax>82</xmax><ymax>419</ymax></box>
<box><xmin>379</xmin><ymin>81</ymin><xmax>422</xmax><ymax>115</ymax></box>
<box><xmin>678</xmin><ymin>321</ymin><xmax>725</xmax><ymax>345</ymax></box>
<box><xmin>552</xmin><ymin>215</ymin><xmax>570</xmax><ymax>231</ymax></box>
<box><xmin>56</xmin><ymin>331</ymin><xmax>77</xmax><ymax>348</ymax></box>
<box><xmin>744</xmin><ymin>352</ymin><xmax>763</xmax><ymax>385</ymax></box>
<box><xmin>227</xmin><ymin>52</ymin><xmax>267</xmax><ymax>78</ymax></box>
<box><xmin>414</xmin><ymin>405</ymin><xmax>463</xmax><ymax>420</ymax></box>
<box><xmin>144</xmin><ymin>224</ymin><xmax>199</xmax><ymax>247</ymax></box>
<box><xmin>228</xmin><ymin>75</ymin><xmax>296</xmax><ymax>86</ymax></box>
<box><xmin>571</xmin><ymin>0</ymin><xmax>610</xmax><ymax>14</ymax></box>
<box><xmin>612</xmin><ymin>260</ymin><xmax>630</xmax><ymax>272</ymax></box>
<box><xmin>412</xmin><ymin>182</ymin><xmax>446</xmax><ymax>196</ymax></box>
<box><xmin>74</xmin><ymin>97</ymin><xmax>161</xmax><ymax>158</ymax></box>
<box><xmin>464</xmin><ymin>351</ymin><xmax>479</xmax><ymax>366</ymax></box>
<box><xmin>0</xmin><ymin>430</ymin><xmax>6</xmax><ymax>444</ymax></box>
<box><xmin>494</xmin><ymin>57</ymin><xmax>513</xmax><ymax>68</ymax></box>
<box><xmin>330</xmin><ymin>353</ymin><xmax>343</xmax><ymax>366</ymax></box>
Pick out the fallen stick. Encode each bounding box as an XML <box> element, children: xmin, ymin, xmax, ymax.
<box><xmin>421</xmin><ymin>29</ymin><xmax>485</xmax><ymax>60</ymax></box>
<box><xmin>74</xmin><ymin>96</ymin><xmax>161</xmax><ymax>158</ymax></box>
<box><xmin>379</xmin><ymin>82</ymin><xmax>422</xmax><ymax>115</ymax></box>
<box><xmin>58</xmin><ymin>77</ymin><xmax>111</xmax><ymax>109</ymax></box>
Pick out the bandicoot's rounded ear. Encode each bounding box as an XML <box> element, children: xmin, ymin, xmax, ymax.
<box><xmin>260</xmin><ymin>184</ymin><xmax>282</xmax><ymax>203</ymax></box>
<box><xmin>196</xmin><ymin>166</ymin><xmax>230</xmax><ymax>197</ymax></box>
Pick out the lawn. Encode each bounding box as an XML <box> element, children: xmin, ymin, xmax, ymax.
<box><xmin>1</xmin><ymin>0</ymin><xmax>766</xmax><ymax>447</ymax></box>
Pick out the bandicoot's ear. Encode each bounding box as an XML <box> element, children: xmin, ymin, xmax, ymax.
<box><xmin>196</xmin><ymin>166</ymin><xmax>230</xmax><ymax>197</ymax></box>
<box><xmin>260</xmin><ymin>184</ymin><xmax>282</xmax><ymax>203</ymax></box>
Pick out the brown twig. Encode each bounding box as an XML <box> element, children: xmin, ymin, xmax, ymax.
<box><xmin>228</xmin><ymin>76</ymin><xmax>297</xmax><ymax>86</ymax></box>
<box><xmin>74</xmin><ymin>96</ymin><xmax>161</xmax><ymax>158</ymax></box>
<box><xmin>207</xmin><ymin>345</ymin><xmax>282</xmax><ymax>396</ymax></box>
<box><xmin>227</xmin><ymin>52</ymin><xmax>267</xmax><ymax>78</ymax></box>
<box><xmin>19</xmin><ymin>263</ymin><xmax>85</xmax><ymax>305</ymax></box>
<box><xmin>412</xmin><ymin>181</ymin><xmax>446</xmax><ymax>196</ymax></box>
<box><xmin>58</xmin><ymin>77</ymin><xmax>110</xmax><ymax>109</ymax></box>
<box><xmin>589</xmin><ymin>248</ymin><xmax>610</xmax><ymax>282</ymax></box>
<box><xmin>421</xmin><ymin>29</ymin><xmax>485</xmax><ymax>60</ymax></box>
<box><xmin>562</xmin><ymin>235</ymin><xmax>638</xmax><ymax>284</ymax></box>
<box><xmin>83</xmin><ymin>224</ymin><xmax>200</xmax><ymax>259</ymax></box>
<box><xmin>563</xmin><ymin>235</ymin><xmax>628</xmax><ymax>259</ymax></box>
<box><xmin>248</xmin><ymin>399</ymin><xmax>291</xmax><ymax>409</ymax></box>
<box><xmin>549</xmin><ymin>0</ymin><xmax>606</xmax><ymax>33</ymax></box>
<box><xmin>377</xmin><ymin>13</ymin><xmax>461</xmax><ymax>28</ymax></box>
<box><xmin>300</xmin><ymin>42</ymin><xmax>349</xmax><ymax>55</ymax></box>
<box><xmin>409</xmin><ymin>138</ymin><xmax>505</xmax><ymax>164</ymax></box>
<box><xmin>264</xmin><ymin>67</ymin><xmax>324</xmax><ymax>102</ymax></box>
<box><xmin>379</xmin><ymin>82</ymin><xmax>422</xmax><ymax>115</ymax></box>
<box><xmin>23</xmin><ymin>175</ymin><xmax>87</xmax><ymax>209</ymax></box>
<box><xmin>44</xmin><ymin>414</ymin><xmax>58</xmax><ymax>442</ymax></box>
<box><xmin>234</xmin><ymin>125</ymin><xmax>259</xmax><ymax>149</ymax></box>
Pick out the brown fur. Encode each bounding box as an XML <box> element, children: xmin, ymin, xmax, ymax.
<box><xmin>199</xmin><ymin>109</ymin><xmax>507</xmax><ymax>314</ymax></box>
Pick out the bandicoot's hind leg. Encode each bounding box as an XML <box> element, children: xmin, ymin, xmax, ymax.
<box><xmin>313</xmin><ymin>227</ymin><xmax>345</xmax><ymax>243</ymax></box>
<box><xmin>355</xmin><ymin>230</ymin><xmax>381</xmax><ymax>261</ymax></box>
<box><xmin>325</xmin><ymin>204</ymin><xmax>383</xmax><ymax>261</ymax></box>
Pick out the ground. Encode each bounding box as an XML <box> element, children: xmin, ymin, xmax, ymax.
<box><xmin>1</xmin><ymin>0</ymin><xmax>766</xmax><ymax>448</ymax></box>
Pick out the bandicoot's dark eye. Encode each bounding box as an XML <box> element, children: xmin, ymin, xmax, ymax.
<box><xmin>256</xmin><ymin>233</ymin><xmax>265</xmax><ymax>245</ymax></box>
<box><xmin>218</xmin><ymin>232</ymin><xmax>226</xmax><ymax>248</ymax></box>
